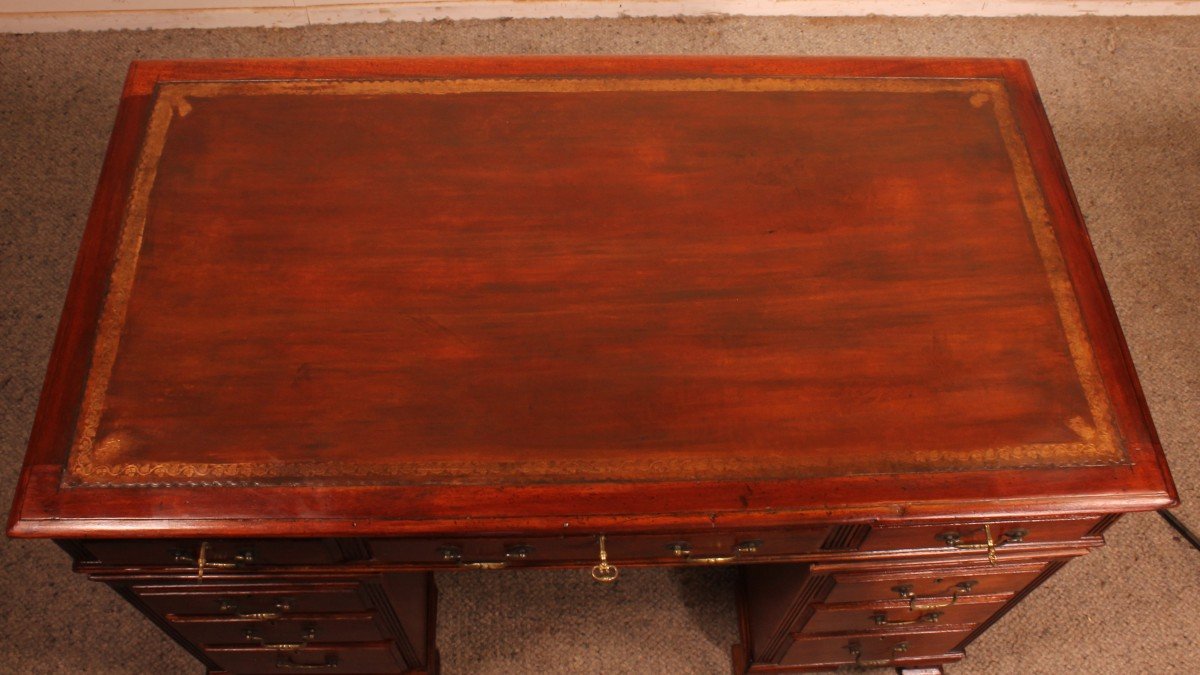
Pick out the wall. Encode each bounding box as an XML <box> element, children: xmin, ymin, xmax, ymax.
<box><xmin>3</xmin><ymin>1</ymin><xmax>1199</xmax><ymax>33</ymax></box>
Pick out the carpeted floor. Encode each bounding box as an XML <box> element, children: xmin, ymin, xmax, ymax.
<box><xmin>1</xmin><ymin>16</ymin><xmax>1198</xmax><ymax>675</ymax></box>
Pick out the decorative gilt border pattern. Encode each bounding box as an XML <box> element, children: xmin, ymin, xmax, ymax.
<box><xmin>64</xmin><ymin>76</ymin><xmax>1127</xmax><ymax>487</ymax></box>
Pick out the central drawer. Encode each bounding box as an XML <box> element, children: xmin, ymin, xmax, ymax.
<box><xmin>369</xmin><ymin>527</ymin><xmax>831</xmax><ymax>566</ymax></box>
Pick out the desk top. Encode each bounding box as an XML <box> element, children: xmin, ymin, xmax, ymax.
<box><xmin>8</xmin><ymin>57</ymin><xmax>1175</xmax><ymax>538</ymax></box>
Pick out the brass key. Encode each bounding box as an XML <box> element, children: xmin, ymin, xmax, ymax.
<box><xmin>591</xmin><ymin>535</ymin><xmax>619</xmax><ymax>583</ymax></box>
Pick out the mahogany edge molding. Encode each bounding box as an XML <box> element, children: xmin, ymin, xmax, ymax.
<box><xmin>7</xmin><ymin>57</ymin><xmax>1177</xmax><ymax>539</ymax></box>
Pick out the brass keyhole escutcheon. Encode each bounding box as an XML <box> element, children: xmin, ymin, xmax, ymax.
<box><xmin>591</xmin><ymin>535</ymin><xmax>619</xmax><ymax>583</ymax></box>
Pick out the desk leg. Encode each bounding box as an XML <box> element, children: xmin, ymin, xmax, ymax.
<box><xmin>386</xmin><ymin>571</ymin><xmax>440</xmax><ymax>675</ymax></box>
<box><xmin>422</xmin><ymin>574</ymin><xmax>441</xmax><ymax>675</ymax></box>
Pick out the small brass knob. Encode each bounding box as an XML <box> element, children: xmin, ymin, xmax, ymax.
<box><xmin>1004</xmin><ymin>529</ymin><xmax>1029</xmax><ymax>543</ymax></box>
<box><xmin>504</xmin><ymin>544</ymin><xmax>535</xmax><ymax>560</ymax></box>
<box><xmin>437</xmin><ymin>546</ymin><xmax>463</xmax><ymax>562</ymax></box>
<box><xmin>667</xmin><ymin>542</ymin><xmax>692</xmax><ymax>557</ymax></box>
<box><xmin>734</xmin><ymin>540</ymin><xmax>763</xmax><ymax>555</ymax></box>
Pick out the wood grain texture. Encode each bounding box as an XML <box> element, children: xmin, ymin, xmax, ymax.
<box><xmin>70</xmin><ymin>75</ymin><xmax>1118</xmax><ymax>486</ymax></box>
<box><xmin>7</xmin><ymin>57</ymin><xmax>1176</xmax><ymax>538</ymax></box>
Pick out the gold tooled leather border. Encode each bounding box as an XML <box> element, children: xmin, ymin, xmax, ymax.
<box><xmin>64</xmin><ymin>76</ymin><xmax>1126</xmax><ymax>487</ymax></box>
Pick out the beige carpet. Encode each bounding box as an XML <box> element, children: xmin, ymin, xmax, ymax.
<box><xmin>1</xmin><ymin>16</ymin><xmax>1197</xmax><ymax>675</ymax></box>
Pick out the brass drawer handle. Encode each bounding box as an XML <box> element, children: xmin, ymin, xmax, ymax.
<box><xmin>245</xmin><ymin>627</ymin><xmax>316</xmax><ymax>650</ymax></box>
<box><xmin>910</xmin><ymin>596</ymin><xmax>960</xmax><ymax>611</ymax></box>
<box><xmin>226</xmin><ymin>610</ymin><xmax>285</xmax><ymax>620</ymax></box>
<box><xmin>937</xmin><ymin>524</ymin><xmax>1028</xmax><ymax>564</ymax></box>
<box><xmin>685</xmin><ymin>555</ymin><xmax>737</xmax><ymax>565</ymax></box>
<box><xmin>893</xmin><ymin>580</ymin><xmax>976</xmax><ymax>610</ymax></box>
<box><xmin>276</xmin><ymin>653</ymin><xmax>338</xmax><ymax>669</ymax></box>
<box><xmin>847</xmin><ymin>640</ymin><xmax>907</xmax><ymax>667</ymax></box>
<box><xmin>250</xmin><ymin>640</ymin><xmax>307</xmax><ymax>650</ymax></box>
<box><xmin>172</xmin><ymin>541</ymin><xmax>254</xmax><ymax>581</ymax></box>
<box><xmin>667</xmin><ymin>539</ymin><xmax>763</xmax><ymax>564</ymax></box>
<box><xmin>872</xmin><ymin>610</ymin><xmax>941</xmax><ymax>626</ymax></box>
<box><xmin>218</xmin><ymin>598</ymin><xmax>291</xmax><ymax>620</ymax></box>
<box><xmin>458</xmin><ymin>561</ymin><xmax>507</xmax><ymax>570</ymax></box>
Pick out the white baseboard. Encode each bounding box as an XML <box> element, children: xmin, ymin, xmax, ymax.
<box><xmin>3</xmin><ymin>1</ymin><xmax>1199</xmax><ymax>34</ymax></box>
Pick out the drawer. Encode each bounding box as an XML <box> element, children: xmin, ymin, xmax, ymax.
<box><xmin>824</xmin><ymin>560</ymin><xmax>1048</xmax><ymax>604</ymax></box>
<box><xmin>859</xmin><ymin>517</ymin><xmax>1103</xmax><ymax>553</ymax></box>
<box><xmin>205</xmin><ymin>642</ymin><xmax>405</xmax><ymax>674</ymax></box>
<box><xmin>80</xmin><ymin>539</ymin><xmax>346</xmax><ymax>567</ymax></box>
<box><xmin>370</xmin><ymin>536</ymin><xmax>596</xmax><ymax>566</ymax></box>
<box><xmin>134</xmin><ymin>581</ymin><xmax>371</xmax><ymax>618</ymax></box>
<box><xmin>798</xmin><ymin>595</ymin><xmax>1010</xmax><ymax>635</ymax></box>
<box><xmin>781</xmin><ymin>628</ymin><xmax>972</xmax><ymax>668</ymax></box>
<box><xmin>169</xmin><ymin>611</ymin><xmax>385</xmax><ymax>647</ymax></box>
<box><xmin>607</xmin><ymin>528</ymin><xmax>829</xmax><ymax>563</ymax></box>
<box><xmin>370</xmin><ymin>527</ymin><xmax>828</xmax><ymax>566</ymax></box>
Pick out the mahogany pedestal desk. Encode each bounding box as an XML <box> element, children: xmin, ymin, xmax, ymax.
<box><xmin>7</xmin><ymin>57</ymin><xmax>1177</xmax><ymax>674</ymax></box>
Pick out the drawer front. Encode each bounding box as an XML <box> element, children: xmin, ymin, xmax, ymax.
<box><xmin>370</xmin><ymin>527</ymin><xmax>828</xmax><ymax>566</ymax></box>
<box><xmin>169</xmin><ymin>612</ymin><xmax>385</xmax><ymax>647</ymax></box>
<box><xmin>81</xmin><ymin>539</ymin><xmax>346</xmax><ymax>567</ymax></box>
<box><xmin>859</xmin><ymin>517</ymin><xmax>1103</xmax><ymax>553</ymax></box>
<box><xmin>370</xmin><ymin>536</ymin><xmax>595</xmax><ymax>566</ymax></box>
<box><xmin>782</xmin><ymin>629</ymin><xmax>972</xmax><ymax>668</ymax></box>
<box><xmin>607</xmin><ymin>528</ymin><xmax>828</xmax><ymax>563</ymax></box>
<box><xmin>134</xmin><ymin>581</ymin><xmax>371</xmax><ymax>618</ymax></box>
<box><xmin>205</xmin><ymin>642</ymin><xmax>405</xmax><ymax>674</ymax></box>
<box><xmin>824</xmin><ymin>561</ymin><xmax>1048</xmax><ymax>604</ymax></box>
<box><xmin>799</xmin><ymin>596</ymin><xmax>1009</xmax><ymax>635</ymax></box>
